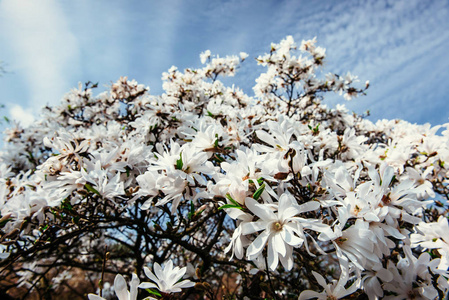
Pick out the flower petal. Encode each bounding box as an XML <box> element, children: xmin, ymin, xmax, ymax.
<box><xmin>245</xmin><ymin>197</ymin><xmax>276</xmax><ymax>221</ymax></box>
<box><xmin>267</xmin><ymin>236</ymin><xmax>279</xmax><ymax>271</ymax></box>
<box><xmin>143</xmin><ymin>266</ymin><xmax>159</xmax><ymax>284</ymax></box>
<box><xmin>114</xmin><ymin>274</ymin><xmax>129</xmax><ymax>300</ymax></box>
<box><xmin>88</xmin><ymin>295</ymin><xmax>106</xmax><ymax>300</ymax></box>
<box><xmin>247</xmin><ymin>230</ymin><xmax>269</xmax><ymax>259</ymax></box>
<box><xmin>138</xmin><ymin>282</ymin><xmax>158</xmax><ymax>289</ymax></box>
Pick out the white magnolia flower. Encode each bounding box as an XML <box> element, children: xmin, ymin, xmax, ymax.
<box><xmin>361</xmin><ymin>265</ymin><xmax>393</xmax><ymax>300</ymax></box>
<box><xmin>332</xmin><ymin>219</ymin><xmax>380</xmax><ymax>270</ymax></box>
<box><xmin>241</xmin><ymin>193</ymin><xmax>321</xmax><ymax>271</ymax></box>
<box><xmin>383</xmin><ymin>247</ymin><xmax>441</xmax><ymax>300</ymax></box>
<box><xmin>299</xmin><ymin>259</ymin><xmax>360</xmax><ymax>300</ymax></box>
<box><xmin>88</xmin><ymin>273</ymin><xmax>139</xmax><ymax>300</ymax></box>
<box><xmin>139</xmin><ymin>259</ymin><xmax>195</xmax><ymax>293</ymax></box>
<box><xmin>411</xmin><ymin>215</ymin><xmax>449</xmax><ymax>270</ymax></box>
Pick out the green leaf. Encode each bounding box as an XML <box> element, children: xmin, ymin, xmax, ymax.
<box><xmin>248</xmin><ymin>177</ymin><xmax>264</xmax><ymax>185</ymax></box>
<box><xmin>62</xmin><ymin>199</ymin><xmax>73</xmax><ymax>211</ymax></box>
<box><xmin>188</xmin><ymin>201</ymin><xmax>195</xmax><ymax>219</ymax></box>
<box><xmin>190</xmin><ymin>201</ymin><xmax>195</xmax><ymax>214</ymax></box>
<box><xmin>214</xmin><ymin>134</ymin><xmax>219</xmax><ymax>148</ymax></box>
<box><xmin>85</xmin><ymin>183</ymin><xmax>101</xmax><ymax>196</ymax></box>
<box><xmin>0</xmin><ymin>218</ymin><xmax>12</xmax><ymax>228</ymax></box>
<box><xmin>126</xmin><ymin>167</ymin><xmax>130</xmax><ymax>177</ymax></box>
<box><xmin>225</xmin><ymin>194</ymin><xmax>240</xmax><ymax>207</ymax></box>
<box><xmin>213</xmin><ymin>154</ymin><xmax>225</xmax><ymax>163</ymax></box>
<box><xmin>253</xmin><ymin>183</ymin><xmax>266</xmax><ymax>200</ymax></box>
<box><xmin>146</xmin><ymin>289</ymin><xmax>162</xmax><ymax>297</ymax></box>
<box><xmin>389</xmin><ymin>175</ymin><xmax>396</xmax><ymax>187</ymax></box>
<box><xmin>207</xmin><ymin>111</ymin><xmax>214</xmax><ymax>117</ymax></box>
<box><xmin>176</xmin><ymin>152</ymin><xmax>183</xmax><ymax>170</ymax></box>
<box><xmin>218</xmin><ymin>194</ymin><xmax>243</xmax><ymax>210</ymax></box>
<box><xmin>218</xmin><ymin>204</ymin><xmax>242</xmax><ymax>210</ymax></box>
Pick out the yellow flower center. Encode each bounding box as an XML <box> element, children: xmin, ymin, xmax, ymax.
<box><xmin>272</xmin><ymin>221</ymin><xmax>283</xmax><ymax>232</ymax></box>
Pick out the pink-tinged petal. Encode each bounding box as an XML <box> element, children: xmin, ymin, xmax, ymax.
<box><xmin>245</xmin><ymin>197</ymin><xmax>276</xmax><ymax>221</ymax></box>
<box><xmin>247</xmin><ymin>230</ymin><xmax>270</xmax><ymax>258</ymax></box>
<box><xmin>138</xmin><ymin>282</ymin><xmax>158</xmax><ymax>289</ymax></box>
<box><xmin>143</xmin><ymin>266</ymin><xmax>159</xmax><ymax>284</ymax></box>
<box><xmin>88</xmin><ymin>295</ymin><xmax>106</xmax><ymax>300</ymax></box>
<box><xmin>267</xmin><ymin>237</ymin><xmax>279</xmax><ymax>271</ymax></box>
<box><xmin>114</xmin><ymin>274</ymin><xmax>129</xmax><ymax>300</ymax></box>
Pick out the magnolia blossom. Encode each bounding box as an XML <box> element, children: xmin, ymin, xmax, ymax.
<box><xmin>411</xmin><ymin>215</ymin><xmax>449</xmax><ymax>270</ymax></box>
<box><xmin>88</xmin><ymin>273</ymin><xmax>140</xmax><ymax>300</ymax></box>
<box><xmin>383</xmin><ymin>247</ymin><xmax>442</xmax><ymax>300</ymax></box>
<box><xmin>138</xmin><ymin>260</ymin><xmax>195</xmax><ymax>294</ymax></box>
<box><xmin>299</xmin><ymin>259</ymin><xmax>360</xmax><ymax>300</ymax></box>
<box><xmin>332</xmin><ymin>220</ymin><xmax>380</xmax><ymax>270</ymax></box>
<box><xmin>239</xmin><ymin>193</ymin><xmax>323</xmax><ymax>271</ymax></box>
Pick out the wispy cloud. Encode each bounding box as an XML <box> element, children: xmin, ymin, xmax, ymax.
<box><xmin>0</xmin><ymin>0</ymin><xmax>80</xmax><ymax>115</ymax></box>
<box><xmin>290</xmin><ymin>0</ymin><xmax>449</xmax><ymax>125</ymax></box>
<box><xmin>0</xmin><ymin>0</ymin><xmax>447</xmax><ymax>126</ymax></box>
<box><xmin>9</xmin><ymin>105</ymin><xmax>35</xmax><ymax>127</ymax></box>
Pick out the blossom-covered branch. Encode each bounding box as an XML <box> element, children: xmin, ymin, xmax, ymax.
<box><xmin>0</xmin><ymin>36</ymin><xmax>448</xmax><ymax>299</ymax></box>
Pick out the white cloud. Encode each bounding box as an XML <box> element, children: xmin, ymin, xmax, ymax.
<box><xmin>297</xmin><ymin>0</ymin><xmax>449</xmax><ymax>125</ymax></box>
<box><xmin>0</xmin><ymin>0</ymin><xmax>447</xmax><ymax>126</ymax></box>
<box><xmin>0</xmin><ymin>0</ymin><xmax>80</xmax><ymax>111</ymax></box>
<box><xmin>9</xmin><ymin>105</ymin><xmax>35</xmax><ymax>127</ymax></box>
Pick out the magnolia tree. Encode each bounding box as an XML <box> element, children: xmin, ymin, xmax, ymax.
<box><xmin>0</xmin><ymin>36</ymin><xmax>448</xmax><ymax>300</ymax></box>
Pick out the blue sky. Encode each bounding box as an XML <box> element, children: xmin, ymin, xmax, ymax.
<box><xmin>0</xmin><ymin>0</ymin><xmax>448</xmax><ymax>127</ymax></box>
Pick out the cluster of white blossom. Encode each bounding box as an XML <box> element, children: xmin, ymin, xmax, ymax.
<box><xmin>0</xmin><ymin>36</ymin><xmax>448</xmax><ymax>299</ymax></box>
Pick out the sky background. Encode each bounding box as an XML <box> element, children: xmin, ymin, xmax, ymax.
<box><xmin>0</xmin><ymin>0</ymin><xmax>448</xmax><ymax>128</ymax></box>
